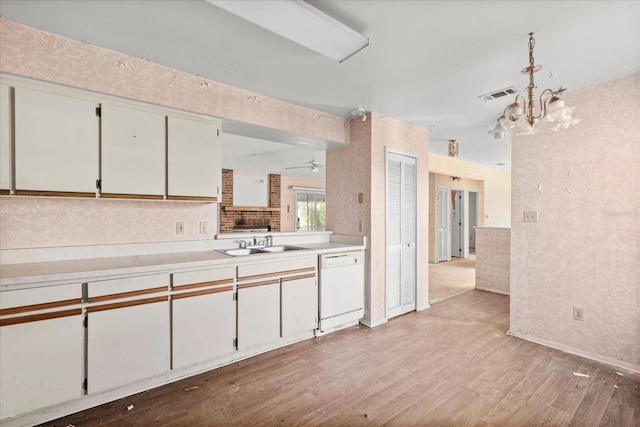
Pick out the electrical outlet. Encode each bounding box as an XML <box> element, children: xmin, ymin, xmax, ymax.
<box><xmin>176</xmin><ymin>222</ymin><xmax>185</xmax><ymax>235</ymax></box>
<box><xmin>573</xmin><ymin>306</ymin><xmax>584</xmax><ymax>321</ymax></box>
<box><xmin>523</xmin><ymin>211</ymin><xmax>538</xmax><ymax>223</ymax></box>
<box><xmin>199</xmin><ymin>221</ymin><xmax>208</xmax><ymax>234</ymax></box>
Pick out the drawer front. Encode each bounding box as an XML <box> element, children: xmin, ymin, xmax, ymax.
<box><xmin>88</xmin><ymin>273</ymin><xmax>169</xmax><ymax>299</ymax></box>
<box><xmin>172</xmin><ymin>267</ymin><xmax>235</xmax><ymax>288</ymax></box>
<box><xmin>0</xmin><ymin>284</ymin><xmax>82</xmax><ymax>327</ymax></box>
<box><xmin>237</xmin><ymin>256</ymin><xmax>316</xmax><ymax>281</ymax></box>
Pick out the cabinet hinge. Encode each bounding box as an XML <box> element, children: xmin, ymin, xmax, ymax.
<box><xmin>82</xmin><ymin>378</ymin><xmax>88</xmax><ymax>391</ymax></box>
<box><xmin>95</xmin><ymin>106</ymin><xmax>102</xmax><ymax>117</ymax></box>
<box><xmin>95</xmin><ymin>179</ymin><xmax>102</xmax><ymax>190</ymax></box>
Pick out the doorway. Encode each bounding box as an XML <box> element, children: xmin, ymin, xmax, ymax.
<box><xmin>436</xmin><ymin>186</ymin><xmax>449</xmax><ymax>261</ymax></box>
<box><xmin>451</xmin><ymin>189</ymin><xmax>464</xmax><ymax>258</ymax></box>
<box><xmin>468</xmin><ymin>191</ymin><xmax>478</xmax><ymax>251</ymax></box>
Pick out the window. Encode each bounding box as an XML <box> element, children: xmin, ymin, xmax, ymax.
<box><xmin>295</xmin><ymin>191</ymin><xmax>326</xmax><ymax>231</ymax></box>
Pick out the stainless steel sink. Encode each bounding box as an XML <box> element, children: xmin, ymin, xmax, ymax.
<box><xmin>257</xmin><ymin>245</ymin><xmax>306</xmax><ymax>253</ymax></box>
<box><xmin>218</xmin><ymin>245</ymin><xmax>307</xmax><ymax>256</ymax></box>
<box><xmin>219</xmin><ymin>248</ymin><xmax>261</xmax><ymax>256</ymax></box>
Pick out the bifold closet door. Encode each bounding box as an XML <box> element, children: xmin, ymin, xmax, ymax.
<box><xmin>386</xmin><ymin>151</ymin><xmax>417</xmax><ymax>319</ymax></box>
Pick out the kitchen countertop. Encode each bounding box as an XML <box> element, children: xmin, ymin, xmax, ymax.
<box><xmin>0</xmin><ymin>242</ymin><xmax>365</xmax><ymax>290</ymax></box>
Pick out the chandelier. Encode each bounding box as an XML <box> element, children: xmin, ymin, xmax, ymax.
<box><xmin>499</xmin><ymin>33</ymin><xmax>580</xmax><ymax>136</ymax></box>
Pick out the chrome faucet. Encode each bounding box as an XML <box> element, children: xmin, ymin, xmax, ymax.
<box><xmin>265</xmin><ymin>235</ymin><xmax>273</xmax><ymax>247</ymax></box>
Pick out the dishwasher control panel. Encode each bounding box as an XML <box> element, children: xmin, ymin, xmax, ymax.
<box><xmin>321</xmin><ymin>253</ymin><xmax>362</xmax><ymax>268</ymax></box>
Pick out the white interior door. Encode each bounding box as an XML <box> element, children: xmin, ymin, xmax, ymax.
<box><xmin>469</xmin><ymin>191</ymin><xmax>478</xmax><ymax>249</ymax></box>
<box><xmin>437</xmin><ymin>186</ymin><xmax>448</xmax><ymax>261</ymax></box>
<box><xmin>386</xmin><ymin>151</ymin><xmax>417</xmax><ymax>319</ymax></box>
<box><xmin>451</xmin><ymin>190</ymin><xmax>464</xmax><ymax>258</ymax></box>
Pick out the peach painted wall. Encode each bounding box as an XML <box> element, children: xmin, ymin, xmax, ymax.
<box><xmin>327</xmin><ymin>113</ymin><xmax>429</xmax><ymax>324</ymax></box>
<box><xmin>0</xmin><ymin>198</ymin><xmax>217</xmax><ymax>249</ymax></box>
<box><xmin>475</xmin><ymin>228</ymin><xmax>510</xmax><ymax>295</ymax></box>
<box><xmin>280</xmin><ymin>176</ymin><xmax>325</xmax><ymax>232</ymax></box>
<box><xmin>326</xmin><ymin>114</ymin><xmax>373</xmax><ymax>316</ymax></box>
<box><xmin>509</xmin><ymin>72</ymin><xmax>640</xmax><ymax>372</ymax></box>
<box><xmin>0</xmin><ymin>19</ymin><xmax>347</xmax><ymax>143</ymax></box>
<box><xmin>0</xmin><ymin>19</ymin><xmax>347</xmax><ymax>250</ymax></box>
<box><xmin>429</xmin><ymin>153</ymin><xmax>511</xmax><ymax>228</ymax></box>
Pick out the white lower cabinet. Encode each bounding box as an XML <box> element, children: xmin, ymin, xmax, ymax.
<box><xmin>237</xmin><ymin>280</ymin><xmax>281</xmax><ymax>350</ymax></box>
<box><xmin>86</xmin><ymin>273</ymin><xmax>170</xmax><ymax>394</ymax></box>
<box><xmin>171</xmin><ymin>267</ymin><xmax>236</xmax><ymax>369</ymax></box>
<box><xmin>0</xmin><ymin>253</ymin><xmax>327</xmax><ymax>424</ymax></box>
<box><xmin>0</xmin><ymin>284</ymin><xmax>83</xmax><ymax>420</ymax></box>
<box><xmin>237</xmin><ymin>256</ymin><xmax>318</xmax><ymax>349</ymax></box>
<box><xmin>281</xmin><ymin>274</ymin><xmax>317</xmax><ymax>337</ymax></box>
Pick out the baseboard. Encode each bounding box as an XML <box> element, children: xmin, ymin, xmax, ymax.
<box><xmin>359</xmin><ymin>317</ymin><xmax>387</xmax><ymax>328</ymax></box>
<box><xmin>475</xmin><ymin>286</ymin><xmax>510</xmax><ymax>296</ymax></box>
<box><xmin>507</xmin><ymin>330</ymin><xmax>640</xmax><ymax>374</ymax></box>
<box><xmin>417</xmin><ymin>303</ymin><xmax>431</xmax><ymax>311</ymax></box>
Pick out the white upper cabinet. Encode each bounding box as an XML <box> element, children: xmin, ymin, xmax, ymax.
<box><xmin>100</xmin><ymin>104</ymin><xmax>165</xmax><ymax>198</ymax></box>
<box><xmin>14</xmin><ymin>87</ymin><xmax>98</xmax><ymax>196</ymax></box>
<box><xmin>167</xmin><ymin>116</ymin><xmax>221</xmax><ymax>201</ymax></box>
<box><xmin>0</xmin><ymin>84</ymin><xmax>10</xmax><ymax>193</ymax></box>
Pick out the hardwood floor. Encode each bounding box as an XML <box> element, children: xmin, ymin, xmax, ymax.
<box><xmin>40</xmin><ymin>290</ymin><xmax>639</xmax><ymax>427</ymax></box>
<box><xmin>428</xmin><ymin>255</ymin><xmax>476</xmax><ymax>303</ymax></box>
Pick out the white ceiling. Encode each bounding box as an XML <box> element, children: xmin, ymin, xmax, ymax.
<box><xmin>1</xmin><ymin>0</ymin><xmax>638</xmax><ymax>176</ymax></box>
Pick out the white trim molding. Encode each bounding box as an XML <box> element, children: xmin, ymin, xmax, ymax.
<box><xmin>507</xmin><ymin>330</ymin><xmax>640</xmax><ymax>374</ymax></box>
<box><xmin>359</xmin><ymin>317</ymin><xmax>388</xmax><ymax>328</ymax></box>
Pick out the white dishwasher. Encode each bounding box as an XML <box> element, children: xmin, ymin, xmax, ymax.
<box><xmin>318</xmin><ymin>250</ymin><xmax>365</xmax><ymax>332</ymax></box>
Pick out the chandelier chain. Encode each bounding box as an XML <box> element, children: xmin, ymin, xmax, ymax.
<box><xmin>528</xmin><ymin>33</ymin><xmax>535</xmax><ymax>88</ymax></box>
<box><xmin>498</xmin><ymin>32</ymin><xmax>579</xmax><ymax>135</ymax></box>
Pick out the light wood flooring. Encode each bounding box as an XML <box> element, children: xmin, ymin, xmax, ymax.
<box><xmin>40</xmin><ymin>290</ymin><xmax>639</xmax><ymax>427</ymax></box>
<box><xmin>428</xmin><ymin>255</ymin><xmax>476</xmax><ymax>303</ymax></box>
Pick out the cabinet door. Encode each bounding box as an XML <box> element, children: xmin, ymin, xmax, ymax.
<box><xmin>14</xmin><ymin>87</ymin><xmax>98</xmax><ymax>196</ymax></box>
<box><xmin>237</xmin><ymin>281</ymin><xmax>280</xmax><ymax>350</ymax></box>
<box><xmin>281</xmin><ymin>274</ymin><xmax>317</xmax><ymax>337</ymax></box>
<box><xmin>87</xmin><ymin>274</ymin><xmax>169</xmax><ymax>393</ymax></box>
<box><xmin>172</xmin><ymin>267</ymin><xmax>235</xmax><ymax>369</ymax></box>
<box><xmin>101</xmin><ymin>104</ymin><xmax>165</xmax><ymax>198</ymax></box>
<box><xmin>0</xmin><ymin>284</ymin><xmax>83</xmax><ymax>420</ymax></box>
<box><xmin>0</xmin><ymin>84</ymin><xmax>11</xmax><ymax>193</ymax></box>
<box><xmin>167</xmin><ymin>116</ymin><xmax>221</xmax><ymax>200</ymax></box>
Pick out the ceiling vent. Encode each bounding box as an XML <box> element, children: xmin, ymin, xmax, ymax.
<box><xmin>479</xmin><ymin>87</ymin><xmax>517</xmax><ymax>102</ymax></box>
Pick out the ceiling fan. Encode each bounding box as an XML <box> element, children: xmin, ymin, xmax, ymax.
<box><xmin>285</xmin><ymin>151</ymin><xmax>325</xmax><ymax>173</ymax></box>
